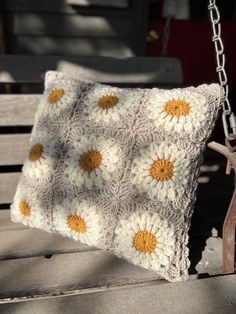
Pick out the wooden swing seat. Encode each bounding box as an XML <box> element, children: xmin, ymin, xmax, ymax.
<box><xmin>0</xmin><ymin>55</ymin><xmax>236</xmax><ymax>313</ymax></box>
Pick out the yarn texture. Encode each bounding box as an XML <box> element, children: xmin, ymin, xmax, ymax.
<box><xmin>10</xmin><ymin>71</ymin><xmax>222</xmax><ymax>282</ymax></box>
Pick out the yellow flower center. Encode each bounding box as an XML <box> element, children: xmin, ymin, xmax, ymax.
<box><xmin>19</xmin><ymin>200</ymin><xmax>31</xmax><ymax>217</ymax></box>
<box><xmin>164</xmin><ymin>99</ymin><xmax>191</xmax><ymax>116</ymax></box>
<box><xmin>132</xmin><ymin>230</ymin><xmax>157</xmax><ymax>253</ymax></box>
<box><xmin>28</xmin><ymin>143</ymin><xmax>44</xmax><ymax>162</ymax></box>
<box><xmin>67</xmin><ymin>214</ymin><xmax>87</xmax><ymax>233</ymax></box>
<box><xmin>150</xmin><ymin>159</ymin><xmax>174</xmax><ymax>181</ymax></box>
<box><xmin>48</xmin><ymin>88</ymin><xmax>65</xmax><ymax>104</ymax></box>
<box><xmin>98</xmin><ymin>95</ymin><xmax>119</xmax><ymax>110</ymax></box>
<box><xmin>79</xmin><ymin>149</ymin><xmax>102</xmax><ymax>172</ymax></box>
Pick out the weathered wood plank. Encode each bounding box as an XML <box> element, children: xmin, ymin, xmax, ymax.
<box><xmin>0</xmin><ymin>210</ymin><xmax>27</xmax><ymax>231</ymax></box>
<box><xmin>0</xmin><ymin>94</ymin><xmax>39</xmax><ymax>126</ymax></box>
<box><xmin>0</xmin><ymin>173</ymin><xmax>20</xmax><ymax>204</ymax></box>
<box><xmin>0</xmin><ymin>210</ymin><xmax>97</xmax><ymax>258</ymax></box>
<box><xmin>0</xmin><ymin>228</ymin><xmax>97</xmax><ymax>260</ymax></box>
<box><xmin>6</xmin><ymin>13</ymin><xmax>131</xmax><ymax>37</ymax></box>
<box><xmin>66</xmin><ymin>0</ymin><xmax>128</xmax><ymax>8</ymax></box>
<box><xmin>0</xmin><ymin>55</ymin><xmax>183</xmax><ymax>84</ymax></box>
<box><xmin>0</xmin><ymin>134</ymin><xmax>30</xmax><ymax>165</ymax></box>
<box><xmin>2</xmin><ymin>0</ymin><xmax>131</xmax><ymax>15</ymax></box>
<box><xmin>1</xmin><ymin>274</ymin><xmax>235</xmax><ymax>313</ymax></box>
<box><xmin>0</xmin><ymin>250</ymin><xmax>163</xmax><ymax>301</ymax></box>
<box><xmin>8</xmin><ymin>36</ymin><xmax>134</xmax><ymax>57</ymax></box>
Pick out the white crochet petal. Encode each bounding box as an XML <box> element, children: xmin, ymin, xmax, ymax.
<box><xmin>64</xmin><ymin>135</ymin><xmax>121</xmax><ymax>189</ymax></box>
<box><xmin>10</xmin><ymin>187</ymin><xmax>46</xmax><ymax>229</ymax></box>
<box><xmin>114</xmin><ymin>212</ymin><xmax>175</xmax><ymax>272</ymax></box>
<box><xmin>22</xmin><ymin>131</ymin><xmax>57</xmax><ymax>178</ymax></box>
<box><xmin>38</xmin><ymin>80</ymin><xmax>79</xmax><ymax>118</ymax></box>
<box><xmin>147</xmin><ymin>89</ymin><xmax>208</xmax><ymax>134</ymax></box>
<box><xmin>83</xmin><ymin>86</ymin><xmax>134</xmax><ymax>124</ymax></box>
<box><xmin>53</xmin><ymin>199</ymin><xmax>103</xmax><ymax>246</ymax></box>
<box><xmin>131</xmin><ymin>142</ymin><xmax>190</xmax><ymax>201</ymax></box>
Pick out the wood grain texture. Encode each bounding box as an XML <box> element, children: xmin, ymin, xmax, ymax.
<box><xmin>1</xmin><ymin>274</ymin><xmax>235</xmax><ymax>313</ymax></box>
<box><xmin>6</xmin><ymin>13</ymin><xmax>131</xmax><ymax>37</ymax></box>
<box><xmin>2</xmin><ymin>0</ymin><xmax>131</xmax><ymax>15</ymax></box>
<box><xmin>0</xmin><ymin>94</ymin><xmax>39</xmax><ymax>126</ymax></box>
<box><xmin>0</xmin><ymin>250</ymin><xmax>163</xmax><ymax>300</ymax></box>
<box><xmin>0</xmin><ymin>228</ymin><xmax>97</xmax><ymax>260</ymax></box>
<box><xmin>0</xmin><ymin>55</ymin><xmax>183</xmax><ymax>84</ymax></box>
<box><xmin>0</xmin><ymin>173</ymin><xmax>20</xmax><ymax>204</ymax></box>
<box><xmin>3</xmin><ymin>1</ymin><xmax>149</xmax><ymax>55</ymax></box>
<box><xmin>0</xmin><ymin>134</ymin><xmax>30</xmax><ymax>165</ymax></box>
<box><xmin>0</xmin><ymin>210</ymin><xmax>27</xmax><ymax>231</ymax></box>
<box><xmin>66</xmin><ymin>0</ymin><xmax>128</xmax><ymax>8</ymax></box>
<box><xmin>8</xmin><ymin>36</ymin><xmax>134</xmax><ymax>57</ymax></box>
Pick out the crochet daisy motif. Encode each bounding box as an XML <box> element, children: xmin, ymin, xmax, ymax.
<box><xmin>114</xmin><ymin>212</ymin><xmax>175</xmax><ymax>272</ymax></box>
<box><xmin>146</xmin><ymin>89</ymin><xmax>208</xmax><ymax>134</ymax></box>
<box><xmin>53</xmin><ymin>199</ymin><xmax>103</xmax><ymax>246</ymax></box>
<box><xmin>131</xmin><ymin>142</ymin><xmax>190</xmax><ymax>201</ymax></box>
<box><xmin>22</xmin><ymin>132</ymin><xmax>57</xmax><ymax>178</ymax></box>
<box><xmin>10</xmin><ymin>188</ymin><xmax>45</xmax><ymax>229</ymax></box>
<box><xmin>38</xmin><ymin>80</ymin><xmax>79</xmax><ymax>117</ymax></box>
<box><xmin>64</xmin><ymin>135</ymin><xmax>120</xmax><ymax>188</ymax></box>
<box><xmin>83</xmin><ymin>86</ymin><xmax>134</xmax><ymax>123</ymax></box>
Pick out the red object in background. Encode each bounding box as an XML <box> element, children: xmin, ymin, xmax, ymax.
<box><xmin>147</xmin><ymin>19</ymin><xmax>236</xmax><ymax>89</ymax></box>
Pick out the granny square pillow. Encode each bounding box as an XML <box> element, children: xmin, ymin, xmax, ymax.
<box><xmin>10</xmin><ymin>71</ymin><xmax>222</xmax><ymax>282</ymax></box>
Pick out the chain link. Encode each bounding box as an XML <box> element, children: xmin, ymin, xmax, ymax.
<box><xmin>208</xmin><ymin>0</ymin><xmax>236</xmax><ymax>139</ymax></box>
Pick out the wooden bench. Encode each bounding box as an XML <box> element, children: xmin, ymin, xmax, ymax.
<box><xmin>1</xmin><ymin>0</ymin><xmax>149</xmax><ymax>57</ymax></box>
<box><xmin>0</xmin><ymin>55</ymin><xmax>235</xmax><ymax>313</ymax></box>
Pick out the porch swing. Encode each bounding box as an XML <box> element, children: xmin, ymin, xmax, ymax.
<box><xmin>1</xmin><ymin>0</ymin><xmax>236</xmax><ymax>302</ymax></box>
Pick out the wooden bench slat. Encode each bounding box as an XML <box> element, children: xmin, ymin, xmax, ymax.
<box><xmin>0</xmin><ymin>250</ymin><xmax>163</xmax><ymax>300</ymax></box>
<box><xmin>0</xmin><ymin>134</ymin><xmax>30</xmax><ymax>165</ymax></box>
<box><xmin>0</xmin><ymin>228</ymin><xmax>97</xmax><ymax>260</ymax></box>
<box><xmin>1</xmin><ymin>274</ymin><xmax>235</xmax><ymax>312</ymax></box>
<box><xmin>3</xmin><ymin>0</ymin><xmax>132</xmax><ymax>15</ymax></box>
<box><xmin>66</xmin><ymin>0</ymin><xmax>128</xmax><ymax>8</ymax></box>
<box><xmin>0</xmin><ymin>209</ymin><xmax>95</xmax><ymax>259</ymax></box>
<box><xmin>0</xmin><ymin>94</ymin><xmax>39</xmax><ymax>126</ymax></box>
<box><xmin>0</xmin><ymin>173</ymin><xmax>20</xmax><ymax>204</ymax></box>
<box><xmin>0</xmin><ymin>210</ymin><xmax>27</xmax><ymax>231</ymax></box>
<box><xmin>0</xmin><ymin>55</ymin><xmax>183</xmax><ymax>84</ymax></box>
<box><xmin>6</xmin><ymin>13</ymin><xmax>131</xmax><ymax>37</ymax></box>
<box><xmin>8</xmin><ymin>36</ymin><xmax>134</xmax><ymax>57</ymax></box>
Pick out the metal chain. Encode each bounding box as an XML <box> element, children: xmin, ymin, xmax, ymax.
<box><xmin>208</xmin><ymin>0</ymin><xmax>236</xmax><ymax>140</ymax></box>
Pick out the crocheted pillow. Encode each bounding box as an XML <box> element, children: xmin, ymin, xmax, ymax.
<box><xmin>10</xmin><ymin>71</ymin><xmax>222</xmax><ymax>282</ymax></box>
